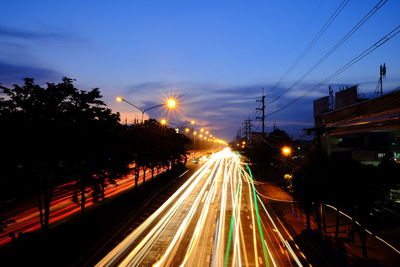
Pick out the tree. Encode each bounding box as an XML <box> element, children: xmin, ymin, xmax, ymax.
<box><xmin>0</xmin><ymin>78</ymin><xmax>130</xmax><ymax>224</ymax></box>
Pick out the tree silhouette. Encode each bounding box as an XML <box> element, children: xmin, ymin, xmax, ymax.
<box><xmin>0</xmin><ymin>77</ymin><xmax>192</xmax><ymax>233</ymax></box>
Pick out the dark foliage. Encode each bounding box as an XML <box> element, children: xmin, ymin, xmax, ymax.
<box><xmin>0</xmin><ymin>78</ymin><xmax>190</xmax><ymax>231</ymax></box>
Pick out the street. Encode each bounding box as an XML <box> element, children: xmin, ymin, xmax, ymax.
<box><xmin>97</xmin><ymin>148</ymin><xmax>306</xmax><ymax>266</ymax></box>
<box><xmin>0</xmin><ymin>167</ymin><xmax>168</xmax><ymax>246</ymax></box>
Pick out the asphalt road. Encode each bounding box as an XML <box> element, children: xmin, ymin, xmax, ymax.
<box><xmin>97</xmin><ymin>148</ymin><xmax>307</xmax><ymax>266</ymax></box>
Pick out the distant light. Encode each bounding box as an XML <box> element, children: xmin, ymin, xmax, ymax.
<box><xmin>242</xmin><ymin>141</ymin><xmax>246</xmax><ymax>145</ymax></box>
<box><xmin>160</xmin><ymin>119</ymin><xmax>167</xmax><ymax>125</ymax></box>
<box><xmin>284</xmin><ymin>174</ymin><xmax>293</xmax><ymax>179</ymax></box>
<box><xmin>200</xmin><ymin>128</ymin><xmax>204</xmax><ymax>132</ymax></box>
<box><xmin>116</xmin><ymin>96</ymin><xmax>123</xmax><ymax>102</ymax></box>
<box><xmin>281</xmin><ymin>146</ymin><xmax>292</xmax><ymax>156</ymax></box>
<box><xmin>193</xmin><ymin>131</ymin><xmax>197</xmax><ymax>135</ymax></box>
<box><xmin>190</xmin><ymin>120</ymin><xmax>195</xmax><ymax>125</ymax></box>
<box><xmin>166</xmin><ymin>98</ymin><xmax>176</xmax><ymax>108</ymax></box>
<box><xmin>205</xmin><ymin>131</ymin><xmax>209</xmax><ymax>134</ymax></box>
<box><xmin>185</xmin><ymin>128</ymin><xmax>190</xmax><ymax>132</ymax></box>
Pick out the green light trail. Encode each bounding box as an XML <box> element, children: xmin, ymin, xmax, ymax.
<box><xmin>224</xmin><ymin>180</ymin><xmax>241</xmax><ymax>267</ymax></box>
<box><xmin>245</xmin><ymin>162</ymin><xmax>271</xmax><ymax>267</ymax></box>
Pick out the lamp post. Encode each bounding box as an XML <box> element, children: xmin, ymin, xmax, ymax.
<box><xmin>116</xmin><ymin>97</ymin><xmax>176</xmax><ymax>123</ymax></box>
<box><xmin>281</xmin><ymin>145</ymin><xmax>292</xmax><ymax>186</ymax></box>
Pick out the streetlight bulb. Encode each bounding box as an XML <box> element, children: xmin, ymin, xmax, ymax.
<box><xmin>193</xmin><ymin>131</ymin><xmax>197</xmax><ymax>135</ymax></box>
<box><xmin>190</xmin><ymin>120</ymin><xmax>195</xmax><ymax>125</ymax></box>
<box><xmin>281</xmin><ymin>146</ymin><xmax>292</xmax><ymax>156</ymax></box>
<box><xmin>166</xmin><ymin>98</ymin><xmax>176</xmax><ymax>108</ymax></box>
<box><xmin>160</xmin><ymin>119</ymin><xmax>167</xmax><ymax>125</ymax></box>
<box><xmin>116</xmin><ymin>96</ymin><xmax>123</xmax><ymax>102</ymax></box>
<box><xmin>185</xmin><ymin>128</ymin><xmax>190</xmax><ymax>132</ymax></box>
<box><xmin>200</xmin><ymin>128</ymin><xmax>204</xmax><ymax>132</ymax></box>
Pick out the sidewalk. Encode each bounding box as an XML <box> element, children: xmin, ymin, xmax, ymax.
<box><xmin>256</xmin><ymin>180</ymin><xmax>400</xmax><ymax>267</ymax></box>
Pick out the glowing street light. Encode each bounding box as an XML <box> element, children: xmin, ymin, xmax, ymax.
<box><xmin>200</xmin><ymin>128</ymin><xmax>204</xmax><ymax>132</ymax></box>
<box><xmin>166</xmin><ymin>98</ymin><xmax>177</xmax><ymax>108</ymax></box>
<box><xmin>115</xmin><ymin>96</ymin><xmax>177</xmax><ymax>123</ymax></box>
<box><xmin>190</xmin><ymin>120</ymin><xmax>195</xmax><ymax>125</ymax></box>
<box><xmin>160</xmin><ymin>119</ymin><xmax>167</xmax><ymax>125</ymax></box>
<box><xmin>185</xmin><ymin>128</ymin><xmax>190</xmax><ymax>132</ymax></box>
<box><xmin>281</xmin><ymin>146</ymin><xmax>292</xmax><ymax>157</ymax></box>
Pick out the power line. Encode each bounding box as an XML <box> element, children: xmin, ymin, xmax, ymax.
<box><xmin>267</xmin><ymin>25</ymin><xmax>400</xmax><ymax>116</ymax></box>
<box><xmin>293</xmin><ymin>0</ymin><xmax>326</xmax><ymax>45</ymax></box>
<box><xmin>269</xmin><ymin>0</ymin><xmax>388</xmax><ymax>104</ymax></box>
<box><xmin>268</xmin><ymin>0</ymin><xmax>350</xmax><ymax>94</ymax></box>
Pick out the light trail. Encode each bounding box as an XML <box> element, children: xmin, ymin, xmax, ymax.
<box><xmin>0</xmin><ymin>167</ymin><xmax>169</xmax><ymax>246</ymax></box>
<box><xmin>97</xmin><ymin>148</ymin><xmax>306</xmax><ymax>266</ymax></box>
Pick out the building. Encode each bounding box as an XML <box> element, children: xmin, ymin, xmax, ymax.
<box><xmin>313</xmin><ymin>85</ymin><xmax>400</xmax><ymax>165</ymax></box>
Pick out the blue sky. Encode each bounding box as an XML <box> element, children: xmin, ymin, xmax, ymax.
<box><xmin>1</xmin><ymin>0</ymin><xmax>399</xmax><ymax>140</ymax></box>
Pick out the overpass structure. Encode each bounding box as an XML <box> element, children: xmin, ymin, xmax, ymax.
<box><xmin>314</xmin><ymin>86</ymin><xmax>400</xmax><ymax>165</ymax></box>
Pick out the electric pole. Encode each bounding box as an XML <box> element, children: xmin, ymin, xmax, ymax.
<box><xmin>241</xmin><ymin>118</ymin><xmax>252</xmax><ymax>141</ymax></box>
<box><xmin>247</xmin><ymin>117</ymin><xmax>252</xmax><ymax>141</ymax></box>
<box><xmin>375</xmin><ymin>63</ymin><xmax>387</xmax><ymax>98</ymax></box>
<box><xmin>256</xmin><ymin>89</ymin><xmax>266</xmax><ymax>135</ymax></box>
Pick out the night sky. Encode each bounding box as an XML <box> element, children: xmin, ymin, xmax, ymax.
<box><xmin>1</xmin><ymin>0</ymin><xmax>399</xmax><ymax>140</ymax></box>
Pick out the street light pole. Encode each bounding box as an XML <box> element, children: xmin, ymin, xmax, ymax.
<box><xmin>142</xmin><ymin>104</ymin><xmax>164</xmax><ymax>123</ymax></box>
<box><xmin>116</xmin><ymin>97</ymin><xmax>172</xmax><ymax>123</ymax></box>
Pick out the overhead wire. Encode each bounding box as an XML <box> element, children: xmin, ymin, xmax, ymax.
<box><xmin>269</xmin><ymin>0</ymin><xmax>389</xmax><ymax>104</ymax></box>
<box><xmin>293</xmin><ymin>0</ymin><xmax>326</xmax><ymax>45</ymax></box>
<box><xmin>267</xmin><ymin>25</ymin><xmax>400</xmax><ymax>116</ymax></box>
<box><xmin>268</xmin><ymin>0</ymin><xmax>350</xmax><ymax>95</ymax></box>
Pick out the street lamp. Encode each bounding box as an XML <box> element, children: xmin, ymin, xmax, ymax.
<box><xmin>160</xmin><ymin>119</ymin><xmax>167</xmax><ymax>125</ymax></box>
<box><xmin>116</xmin><ymin>96</ymin><xmax>176</xmax><ymax>123</ymax></box>
<box><xmin>281</xmin><ymin>146</ymin><xmax>292</xmax><ymax>157</ymax></box>
<box><xmin>166</xmin><ymin>98</ymin><xmax>176</xmax><ymax>108</ymax></box>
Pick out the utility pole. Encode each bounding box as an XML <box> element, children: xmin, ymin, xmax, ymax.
<box><xmin>256</xmin><ymin>89</ymin><xmax>266</xmax><ymax>135</ymax></box>
<box><xmin>242</xmin><ymin>118</ymin><xmax>252</xmax><ymax>141</ymax></box>
<box><xmin>242</xmin><ymin>120</ymin><xmax>247</xmax><ymax>140</ymax></box>
<box><xmin>375</xmin><ymin>63</ymin><xmax>387</xmax><ymax>98</ymax></box>
<box><xmin>247</xmin><ymin>116</ymin><xmax>252</xmax><ymax>141</ymax></box>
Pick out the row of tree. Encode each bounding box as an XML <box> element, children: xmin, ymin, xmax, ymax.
<box><xmin>237</xmin><ymin>128</ymin><xmax>293</xmax><ymax>182</ymax></box>
<box><xmin>0</xmin><ymin>78</ymin><xmax>191</xmax><ymax>232</ymax></box>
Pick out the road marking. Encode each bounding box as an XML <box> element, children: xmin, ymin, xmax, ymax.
<box><xmin>179</xmin><ymin>170</ymin><xmax>189</xmax><ymax>177</ymax></box>
<box><xmin>258</xmin><ymin>256</ymin><xmax>263</xmax><ymax>264</ymax></box>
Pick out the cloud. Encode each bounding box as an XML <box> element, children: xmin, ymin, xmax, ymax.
<box><xmin>118</xmin><ymin>80</ymin><xmax>324</xmax><ymax>140</ymax></box>
<box><xmin>0</xmin><ymin>61</ymin><xmax>63</xmax><ymax>85</ymax></box>
<box><xmin>0</xmin><ymin>26</ymin><xmax>75</xmax><ymax>41</ymax></box>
